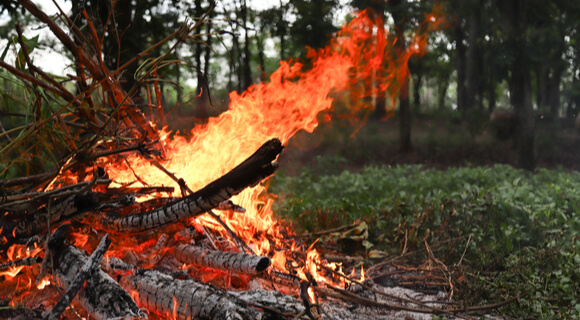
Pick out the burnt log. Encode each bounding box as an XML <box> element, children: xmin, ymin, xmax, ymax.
<box><xmin>174</xmin><ymin>244</ymin><xmax>271</xmax><ymax>275</ymax></box>
<box><xmin>46</xmin><ymin>234</ymin><xmax>111</xmax><ymax>320</ymax></box>
<box><xmin>119</xmin><ymin>269</ymin><xmax>269</xmax><ymax>320</ymax></box>
<box><xmin>51</xmin><ymin>239</ymin><xmax>144</xmax><ymax>320</ymax></box>
<box><xmin>97</xmin><ymin>138</ymin><xmax>283</xmax><ymax>233</ymax></box>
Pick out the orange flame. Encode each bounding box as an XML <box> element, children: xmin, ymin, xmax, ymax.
<box><xmin>91</xmin><ymin>8</ymin><xmax>443</xmax><ymax>284</ymax></box>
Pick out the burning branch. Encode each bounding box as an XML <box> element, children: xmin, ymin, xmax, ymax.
<box><xmin>96</xmin><ymin>138</ymin><xmax>283</xmax><ymax>233</ymax></box>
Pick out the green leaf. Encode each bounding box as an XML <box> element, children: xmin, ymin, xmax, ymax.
<box><xmin>15</xmin><ymin>35</ymin><xmax>39</xmax><ymax>70</ymax></box>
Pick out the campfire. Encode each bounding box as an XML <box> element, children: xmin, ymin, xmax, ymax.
<box><xmin>0</xmin><ymin>2</ymin><xmax>466</xmax><ymax>320</ymax></box>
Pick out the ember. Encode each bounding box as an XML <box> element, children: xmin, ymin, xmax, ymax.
<box><xmin>0</xmin><ymin>1</ymin><xmax>453</xmax><ymax>320</ymax></box>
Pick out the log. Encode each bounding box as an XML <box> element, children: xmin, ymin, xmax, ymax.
<box><xmin>119</xmin><ymin>269</ymin><xmax>268</xmax><ymax>320</ymax></box>
<box><xmin>51</xmin><ymin>240</ymin><xmax>144</xmax><ymax>320</ymax></box>
<box><xmin>97</xmin><ymin>138</ymin><xmax>283</xmax><ymax>233</ymax></box>
<box><xmin>174</xmin><ymin>244</ymin><xmax>271</xmax><ymax>275</ymax></box>
<box><xmin>230</xmin><ymin>289</ymin><xmax>305</xmax><ymax>315</ymax></box>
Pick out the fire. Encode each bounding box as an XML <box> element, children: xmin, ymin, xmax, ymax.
<box><xmin>89</xmin><ymin>7</ymin><xmax>440</xmax><ymax>287</ymax></box>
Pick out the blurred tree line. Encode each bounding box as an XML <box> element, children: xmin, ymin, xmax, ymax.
<box><xmin>2</xmin><ymin>0</ymin><xmax>580</xmax><ymax>171</ymax></box>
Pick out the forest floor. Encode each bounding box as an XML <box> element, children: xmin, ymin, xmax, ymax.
<box><xmin>276</xmin><ymin>114</ymin><xmax>580</xmax><ymax>175</ymax></box>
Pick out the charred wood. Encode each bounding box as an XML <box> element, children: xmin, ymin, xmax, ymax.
<box><xmin>51</xmin><ymin>239</ymin><xmax>144</xmax><ymax>320</ymax></box>
<box><xmin>46</xmin><ymin>234</ymin><xmax>111</xmax><ymax>320</ymax></box>
<box><xmin>120</xmin><ymin>269</ymin><xmax>269</xmax><ymax>320</ymax></box>
<box><xmin>230</xmin><ymin>289</ymin><xmax>305</xmax><ymax>315</ymax></box>
<box><xmin>174</xmin><ymin>244</ymin><xmax>271</xmax><ymax>275</ymax></box>
<box><xmin>0</xmin><ymin>256</ymin><xmax>41</xmax><ymax>272</ymax></box>
<box><xmin>0</xmin><ymin>192</ymin><xmax>101</xmax><ymax>250</ymax></box>
<box><xmin>97</xmin><ymin>138</ymin><xmax>283</xmax><ymax>233</ymax></box>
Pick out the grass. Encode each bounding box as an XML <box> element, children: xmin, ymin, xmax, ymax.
<box><xmin>270</xmin><ymin>118</ymin><xmax>580</xmax><ymax>319</ymax></box>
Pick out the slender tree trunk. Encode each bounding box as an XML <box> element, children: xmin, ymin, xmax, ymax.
<box><xmin>505</xmin><ymin>0</ymin><xmax>535</xmax><ymax>171</ymax></box>
<box><xmin>455</xmin><ymin>27</ymin><xmax>466</xmax><ymax>115</ymax></box>
<box><xmin>373</xmin><ymin>6</ymin><xmax>387</xmax><ymax>119</ymax></box>
<box><xmin>194</xmin><ymin>0</ymin><xmax>207</xmax><ymax>119</ymax></box>
<box><xmin>465</xmin><ymin>1</ymin><xmax>481</xmax><ymax>112</ymax></box>
<box><xmin>438</xmin><ymin>76</ymin><xmax>449</xmax><ymax>110</ymax></box>
<box><xmin>413</xmin><ymin>73</ymin><xmax>422</xmax><ymax>113</ymax></box>
<box><xmin>549</xmin><ymin>69</ymin><xmax>562</xmax><ymax>118</ymax></box>
<box><xmin>389</xmin><ymin>0</ymin><xmax>412</xmax><ymax>152</ymax></box>
<box><xmin>241</xmin><ymin>0</ymin><xmax>253</xmax><ymax>91</ymax></box>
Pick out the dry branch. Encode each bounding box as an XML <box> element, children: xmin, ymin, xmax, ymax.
<box><xmin>51</xmin><ymin>240</ymin><xmax>144</xmax><ymax>320</ymax></box>
<box><xmin>120</xmin><ymin>269</ymin><xmax>268</xmax><ymax>320</ymax></box>
<box><xmin>174</xmin><ymin>244</ymin><xmax>271</xmax><ymax>275</ymax></box>
<box><xmin>97</xmin><ymin>138</ymin><xmax>283</xmax><ymax>233</ymax></box>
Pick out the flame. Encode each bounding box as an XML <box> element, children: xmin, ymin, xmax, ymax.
<box><xmin>0</xmin><ymin>245</ymin><xmax>42</xmax><ymax>281</ymax></box>
<box><xmin>85</xmin><ymin>7</ymin><xmax>442</xmax><ymax>285</ymax></box>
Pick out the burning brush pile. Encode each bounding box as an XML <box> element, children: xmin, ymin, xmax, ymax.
<box><xmin>0</xmin><ymin>1</ymin><xmax>465</xmax><ymax>320</ymax></box>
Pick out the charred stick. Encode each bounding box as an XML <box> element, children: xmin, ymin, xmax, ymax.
<box><xmin>46</xmin><ymin>234</ymin><xmax>111</xmax><ymax>320</ymax></box>
<box><xmin>51</xmin><ymin>241</ymin><xmax>144</xmax><ymax>320</ymax></box>
<box><xmin>97</xmin><ymin>138</ymin><xmax>283</xmax><ymax>233</ymax></box>
<box><xmin>174</xmin><ymin>244</ymin><xmax>271</xmax><ymax>275</ymax></box>
<box><xmin>0</xmin><ymin>256</ymin><xmax>42</xmax><ymax>272</ymax></box>
<box><xmin>119</xmin><ymin>269</ymin><xmax>267</xmax><ymax>320</ymax></box>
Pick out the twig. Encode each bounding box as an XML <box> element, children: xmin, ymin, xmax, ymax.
<box><xmin>300</xmin><ymin>221</ymin><xmax>360</xmax><ymax>238</ymax></box>
<box><xmin>456</xmin><ymin>234</ymin><xmax>471</xmax><ymax>266</ymax></box>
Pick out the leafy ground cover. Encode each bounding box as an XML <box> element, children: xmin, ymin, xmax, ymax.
<box><xmin>271</xmin><ymin>155</ymin><xmax>580</xmax><ymax>319</ymax></box>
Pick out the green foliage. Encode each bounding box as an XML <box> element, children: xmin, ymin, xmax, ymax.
<box><xmin>271</xmin><ymin>162</ymin><xmax>580</xmax><ymax>319</ymax></box>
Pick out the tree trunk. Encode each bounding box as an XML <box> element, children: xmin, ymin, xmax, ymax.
<box><xmin>413</xmin><ymin>73</ymin><xmax>422</xmax><ymax>112</ymax></box>
<box><xmin>373</xmin><ymin>6</ymin><xmax>387</xmax><ymax>119</ymax></box>
<box><xmin>241</xmin><ymin>0</ymin><xmax>253</xmax><ymax>91</ymax></box>
<box><xmin>438</xmin><ymin>75</ymin><xmax>449</xmax><ymax>110</ymax></box>
<box><xmin>465</xmin><ymin>1</ymin><xmax>481</xmax><ymax>112</ymax></box>
<box><xmin>505</xmin><ymin>0</ymin><xmax>535</xmax><ymax>171</ymax></box>
<box><xmin>389</xmin><ymin>0</ymin><xmax>412</xmax><ymax>152</ymax></box>
<box><xmin>455</xmin><ymin>27</ymin><xmax>466</xmax><ymax>115</ymax></box>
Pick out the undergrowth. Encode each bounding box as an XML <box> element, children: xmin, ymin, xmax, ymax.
<box><xmin>271</xmin><ymin>156</ymin><xmax>580</xmax><ymax>319</ymax></box>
